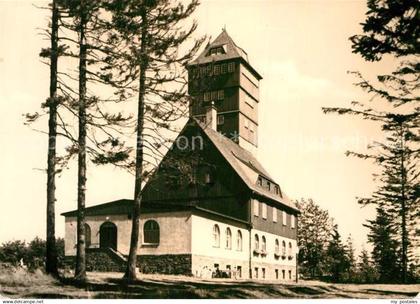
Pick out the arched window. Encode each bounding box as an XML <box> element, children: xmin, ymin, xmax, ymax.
<box><xmin>236</xmin><ymin>230</ymin><xmax>243</xmax><ymax>251</ymax></box>
<box><xmin>261</xmin><ymin>236</ymin><xmax>266</xmax><ymax>251</ymax></box>
<box><xmin>85</xmin><ymin>223</ymin><xmax>91</xmax><ymax>248</ymax></box>
<box><xmin>275</xmin><ymin>239</ymin><xmax>279</xmax><ymax>254</ymax></box>
<box><xmin>254</xmin><ymin>234</ymin><xmax>259</xmax><ymax>250</ymax></box>
<box><xmin>282</xmin><ymin>240</ymin><xmax>286</xmax><ymax>256</ymax></box>
<box><xmin>288</xmin><ymin>242</ymin><xmax>293</xmax><ymax>256</ymax></box>
<box><xmin>213</xmin><ymin>224</ymin><xmax>220</xmax><ymax>247</ymax></box>
<box><xmin>143</xmin><ymin>220</ymin><xmax>160</xmax><ymax>244</ymax></box>
<box><xmin>225</xmin><ymin>228</ymin><xmax>232</xmax><ymax>249</ymax></box>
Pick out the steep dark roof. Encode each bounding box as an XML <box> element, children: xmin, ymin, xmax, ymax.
<box><xmin>61</xmin><ymin>119</ymin><xmax>299</xmax><ymax>218</ymax></box>
<box><xmin>195</xmin><ymin>120</ymin><xmax>298</xmax><ymax>211</ymax></box>
<box><xmin>189</xmin><ymin>30</ymin><xmax>262</xmax><ymax>80</ymax></box>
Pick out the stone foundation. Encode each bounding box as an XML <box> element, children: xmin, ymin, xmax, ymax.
<box><xmin>137</xmin><ymin>254</ymin><xmax>192</xmax><ymax>275</ymax></box>
<box><xmin>64</xmin><ymin>249</ymin><xmax>126</xmax><ymax>272</ymax></box>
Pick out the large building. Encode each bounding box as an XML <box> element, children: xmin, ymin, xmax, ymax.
<box><xmin>62</xmin><ymin>30</ymin><xmax>300</xmax><ymax>281</ymax></box>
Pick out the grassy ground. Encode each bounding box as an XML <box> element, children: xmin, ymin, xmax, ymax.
<box><xmin>0</xmin><ymin>268</ymin><xmax>419</xmax><ymax>299</ymax></box>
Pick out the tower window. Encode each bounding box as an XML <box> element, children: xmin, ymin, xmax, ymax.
<box><xmin>217</xmin><ymin>115</ymin><xmax>224</xmax><ymax>125</ymax></box>
<box><xmin>228</xmin><ymin>62</ymin><xmax>235</xmax><ymax>72</ymax></box>
<box><xmin>200</xmin><ymin>66</ymin><xmax>206</xmax><ymax>77</ymax></box>
<box><xmin>273</xmin><ymin>207</ymin><xmax>277</xmax><ymax>223</ymax></box>
<box><xmin>221</xmin><ymin>63</ymin><xmax>227</xmax><ymax>74</ymax></box>
<box><xmin>214</xmin><ymin>65</ymin><xmax>220</xmax><ymax>75</ymax></box>
<box><xmin>207</xmin><ymin>46</ymin><xmax>226</xmax><ymax>56</ymax></box>
<box><xmin>206</xmin><ymin>65</ymin><xmax>213</xmax><ymax>76</ymax></box>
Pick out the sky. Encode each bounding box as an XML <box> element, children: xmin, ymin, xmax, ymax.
<box><xmin>0</xmin><ymin>0</ymin><xmax>397</xmax><ymax>253</ymax></box>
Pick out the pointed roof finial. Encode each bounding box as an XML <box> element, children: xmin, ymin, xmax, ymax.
<box><xmin>222</xmin><ymin>25</ymin><xmax>227</xmax><ymax>32</ymax></box>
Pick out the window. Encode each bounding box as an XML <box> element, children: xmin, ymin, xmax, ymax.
<box><xmin>207</xmin><ymin>65</ymin><xmax>213</xmax><ymax>76</ymax></box>
<box><xmin>225</xmin><ymin>228</ymin><xmax>232</xmax><ymax>249</ymax></box>
<box><xmin>262</xmin><ymin>203</ymin><xmax>267</xmax><ymax>219</ymax></box>
<box><xmin>282</xmin><ymin>269</ymin><xmax>285</xmax><ymax>279</ymax></box>
<box><xmin>221</xmin><ymin>63</ymin><xmax>227</xmax><ymax>74</ymax></box>
<box><xmin>283</xmin><ymin>211</ymin><xmax>287</xmax><ymax>226</ymax></box>
<box><xmin>289</xmin><ymin>270</ymin><xmax>292</xmax><ymax>280</ymax></box>
<box><xmin>218</xmin><ymin>90</ymin><xmax>224</xmax><ymax>100</ymax></box>
<box><xmin>211</xmin><ymin>91</ymin><xmax>218</xmax><ymax>101</ymax></box>
<box><xmin>257</xmin><ymin>176</ymin><xmax>262</xmax><ymax>186</ymax></box>
<box><xmin>273</xmin><ymin>208</ymin><xmax>277</xmax><ymax>223</ymax></box>
<box><xmin>275</xmin><ymin>239</ymin><xmax>279</xmax><ymax>254</ymax></box>
<box><xmin>275</xmin><ymin>269</ymin><xmax>279</xmax><ymax>279</ymax></box>
<box><xmin>261</xmin><ymin>236</ymin><xmax>266</xmax><ymax>252</ymax></box>
<box><xmin>254</xmin><ymin>267</ymin><xmax>259</xmax><ymax>279</ymax></box>
<box><xmin>207</xmin><ymin>46</ymin><xmax>225</xmax><ymax>56</ymax></box>
<box><xmin>213</xmin><ymin>224</ymin><xmax>220</xmax><ymax>247</ymax></box>
<box><xmin>217</xmin><ymin>115</ymin><xmax>224</xmax><ymax>125</ymax></box>
<box><xmin>228</xmin><ymin>62</ymin><xmax>235</xmax><ymax>72</ymax></box>
<box><xmin>236</xmin><ymin>230</ymin><xmax>243</xmax><ymax>251</ymax></box>
<box><xmin>282</xmin><ymin>240</ymin><xmax>286</xmax><ymax>256</ymax></box>
<box><xmin>254</xmin><ymin>234</ymin><xmax>259</xmax><ymax>250</ymax></box>
<box><xmin>237</xmin><ymin>266</ymin><xmax>242</xmax><ymax>278</ymax></box>
<box><xmin>262</xmin><ymin>268</ymin><xmax>266</xmax><ymax>279</ymax></box>
<box><xmin>214</xmin><ymin>64</ymin><xmax>220</xmax><ymax>75</ymax></box>
<box><xmin>204</xmin><ymin>92</ymin><xmax>210</xmax><ymax>102</ymax></box>
<box><xmin>291</xmin><ymin>215</ymin><xmax>296</xmax><ymax>229</ymax></box>
<box><xmin>288</xmin><ymin>242</ymin><xmax>293</xmax><ymax>256</ymax></box>
<box><xmin>85</xmin><ymin>223</ymin><xmax>91</xmax><ymax>248</ymax></box>
<box><xmin>204</xmin><ymin>172</ymin><xmax>213</xmax><ymax>184</ymax></box>
<box><xmin>200</xmin><ymin>66</ymin><xmax>206</xmax><ymax>77</ymax></box>
<box><xmin>143</xmin><ymin>220</ymin><xmax>160</xmax><ymax>244</ymax></box>
<box><xmin>253</xmin><ymin>199</ymin><xmax>259</xmax><ymax>216</ymax></box>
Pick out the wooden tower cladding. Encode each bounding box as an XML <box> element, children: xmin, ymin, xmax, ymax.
<box><xmin>187</xmin><ymin>30</ymin><xmax>263</xmax><ymax>155</ymax></box>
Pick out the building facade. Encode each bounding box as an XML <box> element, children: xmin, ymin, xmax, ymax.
<box><xmin>62</xmin><ymin>30</ymin><xmax>300</xmax><ymax>281</ymax></box>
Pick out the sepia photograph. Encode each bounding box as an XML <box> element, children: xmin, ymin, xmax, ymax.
<box><xmin>0</xmin><ymin>0</ymin><xmax>418</xmax><ymax>301</ymax></box>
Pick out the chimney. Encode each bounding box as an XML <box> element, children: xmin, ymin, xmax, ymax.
<box><xmin>206</xmin><ymin>101</ymin><xmax>217</xmax><ymax>130</ymax></box>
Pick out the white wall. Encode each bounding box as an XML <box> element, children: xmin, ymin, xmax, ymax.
<box><xmin>64</xmin><ymin>211</ymin><xmax>192</xmax><ymax>256</ymax></box>
<box><xmin>251</xmin><ymin>228</ymin><xmax>297</xmax><ymax>267</ymax></box>
<box><xmin>191</xmin><ymin>214</ymin><xmax>250</xmax><ymax>261</ymax></box>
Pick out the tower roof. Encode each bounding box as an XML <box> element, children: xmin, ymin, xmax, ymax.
<box><xmin>189</xmin><ymin>29</ymin><xmax>262</xmax><ymax>79</ymax></box>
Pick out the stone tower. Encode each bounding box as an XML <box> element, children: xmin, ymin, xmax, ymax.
<box><xmin>187</xmin><ymin>29</ymin><xmax>262</xmax><ymax>155</ymax></box>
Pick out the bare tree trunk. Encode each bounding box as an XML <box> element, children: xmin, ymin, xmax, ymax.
<box><xmin>75</xmin><ymin>3</ymin><xmax>87</xmax><ymax>282</ymax></box>
<box><xmin>400</xmin><ymin>123</ymin><xmax>408</xmax><ymax>283</ymax></box>
<box><xmin>125</xmin><ymin>8</ymin><xmax>148</xmax><ymax>281</ymax></box>
<box><xmin>46</xmin><ymin>0</ymin><xmax>59</xmax><ymax>276</ymax></box>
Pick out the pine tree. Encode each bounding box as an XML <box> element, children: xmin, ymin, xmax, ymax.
<box><xmin>345</xmin><ymin>234</ymin><xmax>357</xmax><ymax>282</ymax></box>
<box><xmin>45</xmin><ymin>0</ymin><xmax>60</xmax><ymax>276</ymax></box>
<box><xmin>365</xmin><ymin>205</ymin><xmax>400</xmax><ymax>283</ymax></box>
<box><xmin>50</xmin><ymin>0</ymin><xmax>133</xmax><ymax>281</ymax></box>
<box><xmin>357</xmin><ymin>248</ymin><xmax>377</xmax><ymax>283</ymax></box>
<box><xmin>326</xmin><ymin>225</ymin><xmax>350</xmax><ymax>282</ymax></box>
<box><xmin>106</xmin><ymin>0</ymin><xmax>205</xmax><ymax>280</ymax></box>
<box><xmin>296</xmin><ymin>198</ymin><xmax>334</xmax><ymax>278</ymax></box>
<box><xmin>323</xmin><ymin>0</ymin><xmax>419</xmax><ymax>284</ymax></box>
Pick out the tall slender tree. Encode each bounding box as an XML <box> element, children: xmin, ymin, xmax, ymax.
<box><xmin>365</xmin><ymin>204</ymin><xmax>400</xmax><ymax>282</ymax></box>
<box><xmin>45</xmin><ymin>0</ymin><xmax>60</xmax><ymax>276</ymax></box>
<box><xmin>107</xmin><ymin>0</ymin><xmax>205</xmax><ymax>280</ymax></box>
<box><xmin>296</xmin><ymin>198</ymin><xmax>334</xmax><ymax>278</ymax></box>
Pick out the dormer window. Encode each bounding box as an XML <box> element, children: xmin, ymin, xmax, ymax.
<box><xmin>207</xmin><ymin>45</ymin><xmax>226</xmax><ymax>56</ymax></box>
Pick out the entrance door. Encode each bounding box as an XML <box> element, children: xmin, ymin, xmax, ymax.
<box><xmin>100</xmin><ymin>222</ymin><xmax>117</xmax><ymax>250</ymax></box>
